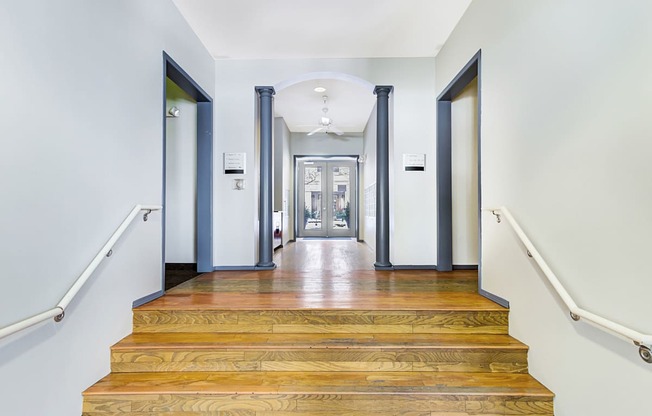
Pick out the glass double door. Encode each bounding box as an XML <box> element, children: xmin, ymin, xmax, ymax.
<box><xmin>298</xmin><ymin>160</ymin><xmax>357</xmax><ymax>238</ymax></box>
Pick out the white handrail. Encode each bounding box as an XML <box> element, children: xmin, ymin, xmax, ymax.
<box><xmin>0</xmin><ymin>204</ymin><xmax>162</xmax><ymax>341</ymax></box>
<box><xmin>484</xmin><ymin>206</ymin><xmax>652</xmax><ymax>363</ymax></box>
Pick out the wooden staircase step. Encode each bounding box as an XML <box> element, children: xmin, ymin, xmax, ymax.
<box><xmin>110</xmin><ymin>333</ymin><xmax>528</xmax><ymax>373</ymax></box>
<box><xmin>83</xmin><ymin>371</ymin><xmax>553</xmax><ymax>415</ymax></box>
<box><xmin>170</xmin><ymin>269</ymin><xmax>480</xmax><ymax>294</ymax></box>
<box><xmin>133</xmin><ymin>309</ymin><xmax>508</xmax><ymax>335</ymax></box>
<box><xmin>135</xmin><ymin>291</ymin><xmax>505</xmax><ymax>311</ymax></box>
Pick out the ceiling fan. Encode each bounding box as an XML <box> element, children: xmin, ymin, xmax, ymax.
<box><xmin>307</xmin><ymin>95</ymin><xmax>344</xmax><ymax>136</ymax></box>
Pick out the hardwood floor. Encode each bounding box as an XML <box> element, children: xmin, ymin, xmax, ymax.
<box><xmin>273</xmin><ymin>238</ymin><xmax>375</xmax><ymax>271</ymax></box>
<box><xmin>83</xmin><ymin>239</ymin><xmax>554</xmax><ymax>415</ymax></box>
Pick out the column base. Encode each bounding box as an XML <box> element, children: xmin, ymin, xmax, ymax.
<box><xmin>374</xmin><ymin>262</ymin><xmax>394</xmax><ymax>271</ymax></box>
<box><xmin>255</xmin><ymin>262</ymin><xmax>277</xmax><ymax>270</ymax></box>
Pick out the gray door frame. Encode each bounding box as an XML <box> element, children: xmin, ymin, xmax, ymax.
<box><xmin>294</xmin><ymin>155</ymin><xmax>360</xmax><ymax>239</ymax></box>
<box><xmin>436</xmin><ymin>50</ymin><xmax>508</xmax><ymax>307</ymax></box>
<box><xmin>134</xmin><ymin>52</ymin><xmax>214</xmax><ymax>307</ymax></box>
<box><xmin>296</xmin><ymin>158</ymin><xmax>358</xmax><ymax>238</ymax></box>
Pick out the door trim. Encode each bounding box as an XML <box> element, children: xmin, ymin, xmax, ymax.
<box><xmin>435</xmin><ymin>50</ymin><xmax>508</xmax><ymax>307</ymax></box>
<box><xmin>294</xmin><ymin>155</ymin><xmax>360</xmax><ymax>240</ymax></box>
<box><xmin>134</xmin><ymin>52</ymin><xmax>214</xmax><ymax>307</ymax></box>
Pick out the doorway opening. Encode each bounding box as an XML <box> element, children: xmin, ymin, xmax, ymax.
<box><xmin>162</xmin><ymin>53</ymin><xmax>213</xmax><ymax>292</ymax></box>
<box><xmin>295</xmin><ymin>156</ymin><xmax>359</xmax><ymax>239</ymax></box>
<box><xmin>436</xmin><ymin>50</ymin><xmax>506</xmax><ymax>306</ymax></box>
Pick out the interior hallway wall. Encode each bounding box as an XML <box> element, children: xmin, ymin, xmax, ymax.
<box><xmin>451</xmin><ymin>78</ymin><xmax>479</xmax><ymax>266</ymax></box>
<box><xmin>436</xmin><ymin>1</ymin><xmax>652</xmax><ymax>414</ymax></box>
<box><xmin>0</xmin><ymin>1</ymin><xmax>214</xmax><ymax>415</ymax></box>
<box><xmin>274</xmin><ymin>117</ymin><xmax>292</xmax><ymax>244</ymax></box>
<box><xmin>214</xmin><ymin>58</ymin><xmax>436</xmax><ymax>267</ymax></box>
<box><xmin>165</xmin><ymin>78</ymin><xmax>198</xmax><ymax>263</ymax></box>
<box><xmin>291</xmin><ymin>132</ymin><xmax>363</xmax><ymax>157</ymax></box>
<box><xmin>362</xmin><ymin>104</ymin><xmax>378</xmax><ymax>251</ymax></box>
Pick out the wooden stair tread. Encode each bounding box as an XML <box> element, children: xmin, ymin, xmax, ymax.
<box><xmin>84</xmin><ymin>371</ymin><xmax>552</xmax><ymax>397</ymax></box>
<box><xmin>114</xmin><ymin>332</ymin><xmax>527</xmax><ymax>350</ymax></box>
<box><xmin>135</xmin><ymin>292</ymin><xmax>506</xmax><ymax>311</ymax></box>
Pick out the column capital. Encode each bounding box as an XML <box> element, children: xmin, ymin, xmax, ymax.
<box><xmin>255</xmin><ymin>86</ymin><xmax>276</xmax><ymax>96</ymax></box>
<box><xmin>374</xmin><ymin>85</ymin><xmax>394</xmax><ymax>96</ymax></box>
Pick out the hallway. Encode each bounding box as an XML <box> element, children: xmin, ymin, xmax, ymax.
<box><xmin>167</xmin><ymin>238</ymin><xmax>484</xmax><ymax>304</ymax></box>
<box><xmin>272</xmin><ymin>239</ymin><xmax>375</xmax><ymax>271</ymax></box>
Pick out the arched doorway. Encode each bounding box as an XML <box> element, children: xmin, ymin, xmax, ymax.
<box><xmin>255</xmin><ymin>72</ymin><xmax>393</xmax><ymax>270</ymax></box>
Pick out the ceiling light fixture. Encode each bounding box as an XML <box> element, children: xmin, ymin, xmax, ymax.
<box><xmin>313</xmin><ymin>86</ymin><xmax>326</xmax><ymax>93</ymax></box>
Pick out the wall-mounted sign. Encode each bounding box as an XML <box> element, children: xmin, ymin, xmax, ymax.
<box><xmin>403</xmin><ymin>154</ymin><xmax>425</xmax><ymax>171</ymax></box>
<box><xmin>224</xmin><ymin>152</ymin><xmax>246</xmax><ymax>174</ymax></box>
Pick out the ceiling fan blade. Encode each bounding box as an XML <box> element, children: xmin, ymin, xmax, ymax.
<box><xmin>329</xmin><ymin>126</ymin><xmax>344</xmax><ymax>136</ymax></box>
<box><xmin>307</xmin><ymin>127</ymin><xmax>325</xmax><ymax>136</ymax></box>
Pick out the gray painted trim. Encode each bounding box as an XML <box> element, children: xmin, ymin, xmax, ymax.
<box><xmin>163</xmin><ymin>52</ymin><xmax>214</xmax><ymax>287</ymax></box>
<box><xmin>299</xmin><ymin>237</ymin><xmax>354</xmax><ymax>240</ymax></box>
<box><xmin>374</xmin><ymin>265</ymin><xmax>395</xmax><ymax>271</ymax></box>
<box><xmin>196</xmin><ymin>102</ymin><xmax>213</xmax><ymax>272</ymax></box>
<box><xmin>453</xmin><ymin>265</ymin><xmax>479</xmax><ymax>271</ymax></box>
<box><xmin>436</xmin><ymin>49</ymin><xmax>480</xmax><ymax>273</ymax></box>
<box><xmin>436</xmin><ymin>100</ymin><xmax>453</xmax><ymax>272</ymax></box>
<box><xmin>213</xmin><ymin>266</ymin><xmax>257</xmax><ymax>271</ymax></box>
<box><xmin>293</xmin><ymin>155</ymin><xmax>361</xmax><ymax>240</ymax></box>
<box><xmin>133</xmin><ymin>289</ymin><xmax>165</xmax><ymax>308</ymax></box>
<box><xmin>255</xmin><ymin>265</ymin><xmax>277</xmax><ymax>270</ymax></box>
<box><xmin>393</xmin><ymin>265</ymin><xmax>438</xmax><ymax>270</ymax></box>
<box><xmin>479</xmin><ymin>288</ymin><xmax>509</xmax><ymax>308</ymax></box>
<box><xmin>437</xmin><ymin>50</ymin><xmax>506</xmax><ymax>305</ymax></box>
<box><xmin>373</xmin><ymin>85</ymin><xmax>393</xmax><ymax>269</ymax></box>
<box><xmin>476</xmin><ymin>54</ymin><xmax>485</xmax><ymax>304</ymax></box>
<box><xmin>163</xmin><ymin>52</ymin><xmax>213</xmax><ymax>102</ymax></box>
<box><xmin>437</xmin><ymin>51</ymin><xmax>480</xmax><ymax>102</ymax></box>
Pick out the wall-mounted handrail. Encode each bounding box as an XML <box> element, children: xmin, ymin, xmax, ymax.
<box><xmin>0</xmin><ymin>204</ymin><xmax>162</xmax><ymax>341</ymax></box>
<box><xmin>484</xmin><ymin>206</ymin><xmax>652</xmax><ymax>363</ymax></box>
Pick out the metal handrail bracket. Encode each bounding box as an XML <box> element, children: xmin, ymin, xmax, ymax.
<box><xmin>484</xmin><ymin>206</ymin><xmax>652</xmax><ymax>363</ymax></box>
<box><xmin>0</xmin><ymin>204</ymin><xmax>162</xmax><ymax>341</ymax></box>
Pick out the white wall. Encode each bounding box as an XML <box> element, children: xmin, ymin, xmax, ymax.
<box><xmin>274</xmin><ymin>117</ymin><xmax>292</xmax><ymax>244</ymax></box>
<box><xmin>291</xmin><ymin>132</ymin><xmax>364</xmax><ymax>157</ymax></box>
<box><xmin>165</xmin><ymin>78</ymin><xmax>197</xmax><ymax>263</ymax></box>
<box><xmin>362</xmin><ymin>104</ymin><xmax>378</xmax><ymax>250</ymax></box>
<box><xmin>451</xmin><ymin>78</ymin><xmax>479</xmax><ymax>265</ymax></box>
<box><xmin>0</xmin><ymin>1</ymin><xmax>214</xmax><ymax>415</ymax></box>
<box><xmin>436</xmin><ymin>1</ymin><xmax>652</xmax><ymax>414</ymax></box>
<box><xmin>214</xmin><ymin>59</ymin><xmax>436</xmax><ymax>266</ymax></box>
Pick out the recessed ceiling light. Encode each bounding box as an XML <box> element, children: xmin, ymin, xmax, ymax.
<box><xmin>314</xmin><ymin>86</ymin><xmax>326</xmax><ymax>93</ymax></box>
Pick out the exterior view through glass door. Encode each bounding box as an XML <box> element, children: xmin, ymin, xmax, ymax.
<box><xmin>298</xmin><ymin>158</ymin><xmax>357</xmax><ymax>238</ymax></box>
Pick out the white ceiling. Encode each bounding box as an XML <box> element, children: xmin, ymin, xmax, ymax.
<box><xmin>171</xmin><ymin>0</ymin><xmax>472</xmax><ymax>133</ymax></box>
<box><xmin>275</xmin><ymin>79</ymin><xmax>376</xmax><ymax>133</ymax></box>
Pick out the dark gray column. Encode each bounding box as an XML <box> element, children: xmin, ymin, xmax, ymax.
<box><xmin>255</xmin><ymin>86</ymin><xmax>276</xmax><ymax>269</ymax></box>
<box><xmin>374</xmin><ymin>86</ymin><xmax>393</xmax><ymax>270</ymax></box>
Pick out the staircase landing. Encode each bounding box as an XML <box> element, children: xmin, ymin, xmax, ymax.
<box><xmin>83</xmin><ymin>269</ymin><xmax>553</xmax><ymax>415</ymax></box>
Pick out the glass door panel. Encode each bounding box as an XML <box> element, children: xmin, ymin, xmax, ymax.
<box><xmin>331</xmin><ymin>166</ymin><xmax>351</xmax><ymax>231</ymax></box>
<box><xmin>303</xmin><ymin>165</ymin><xmax>323</xmax><ymax>232</ymax></box>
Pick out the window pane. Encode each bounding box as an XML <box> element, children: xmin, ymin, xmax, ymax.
<box><xmin>304</xmin><ymin>167</ymin><xmax>322</xmax><ymax>230</ymax></box>
<box><xmin>332</xmin><ymin>166</ymin><xmax>350</xmax><ymax>230</ymax></box>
